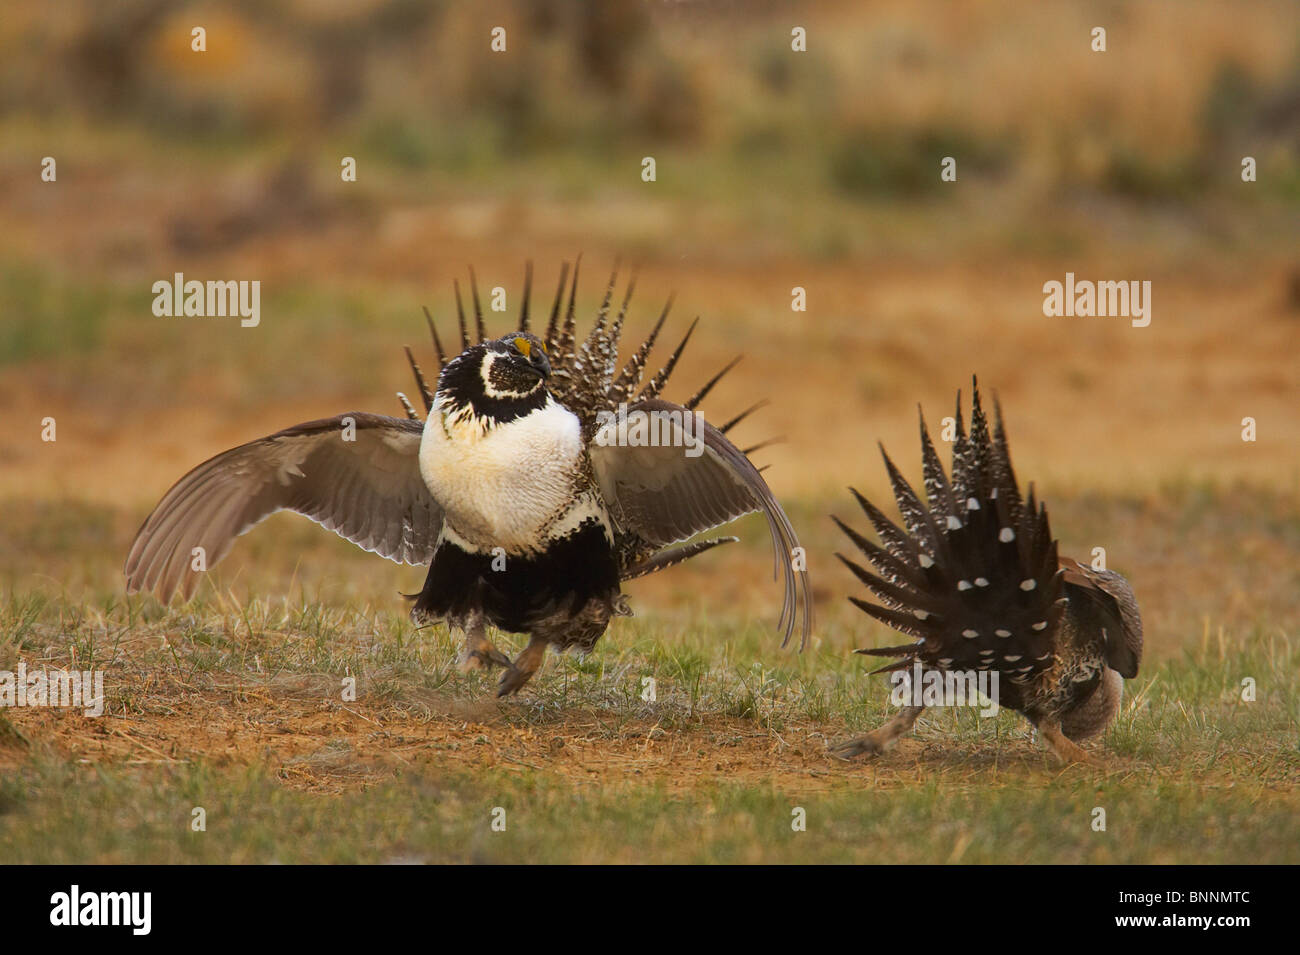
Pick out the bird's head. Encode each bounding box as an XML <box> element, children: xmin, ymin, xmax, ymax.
<box><xmin>436</xmin><ymin>332</ymin><xmax>552</xmax><ymax>425</ymax></box>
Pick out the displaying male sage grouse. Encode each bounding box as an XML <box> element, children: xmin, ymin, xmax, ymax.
<box><xmin>125</xmin><ymin>261</ymin><xmax>812</xmax><ymax>695</ymax></box>
<box><xmin>830</xmin><ymin>380</ymin><xmax>1141</xmax><ymax>764</ymax></box>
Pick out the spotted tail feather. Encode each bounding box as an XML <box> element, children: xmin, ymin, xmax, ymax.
<box><xmin>834</xmin><ymin>378</ymin><xmax>1066</xmax><ymax>680</ymax></box>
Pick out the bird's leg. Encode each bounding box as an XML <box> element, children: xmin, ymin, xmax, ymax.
<box><xmin>497</xmin><ymin>635</ymin><xmax>548</xmax><ymax>697</ymax></box>
<box><xmin>830</xmin><ymin>705</ymin><xmax>925</xmax><ymax>759</ymax></box>
<box><xmin>1035</xmin><ymin>716</ymin><xmax>1103</xmax><ymax>767</ymax></box>
<box><xmin>458</xmin><ymin>613</ymin><xmax>511</xmax><ymax>671</ymax></box>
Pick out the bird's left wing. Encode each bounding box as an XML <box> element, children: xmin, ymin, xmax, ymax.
<box><xmin>1061</xmin><ymin>558</ymin><xmax>1144</xmax><ymax>678</ymax></box>
<box><xmin>125</xmin><ymin>413</ymin><xmax>441</xmax><ymax>601</ymax></box>
<box><xmin>589</xmin><ymin>397</ymin><xmax>812</xmax><ymax>648</ymax></box>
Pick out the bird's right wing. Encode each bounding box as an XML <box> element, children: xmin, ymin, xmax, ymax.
<box><xmin>124</xmin><ymin>413</ymin><xmax>441</xmax><ymax>601</ymax></box>
<box><xmin>589</xmin><ymin>398</ymin><xmax>812</xmax><ymax>649</ymax></box>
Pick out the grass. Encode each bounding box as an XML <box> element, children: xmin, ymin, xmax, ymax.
<box><xmin>0</xmin><ymin>605</ymin><xmax>1295</xmax><ymax>863</ymax></box>
<box><xmin>1</xmin><ymin>0</ymin><xmax>1297</xmax><ymax>865</ymax></box>
<box><xmin>4</xmin><ymin>746</ymin><xmax>1298</xmax><ymax>864</ymax></box>
<box><xmin>1</xmin><ymin>483</ymin><xmax>1296</xmax><ymax>863</ymax></box>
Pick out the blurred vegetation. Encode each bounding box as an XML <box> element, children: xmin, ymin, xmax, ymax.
<box><xmin>0</xmin><ymin>264</ymin><xmax>110</xmax><ymax>365</ymax></box>
<box><xmin>1</xmin><ymin>0</ymin><xmax>1296</xmax><ymax>507</ymax></box>
<box><xmin>2</xmin><ymin>0</ymin><xmax>1297</xmax><ymax>203</ymax></box>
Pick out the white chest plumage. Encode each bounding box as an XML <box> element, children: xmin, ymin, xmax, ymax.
<box><xmin>419</xmin><ymin>396</ymin><xmax>603</xmax><ymax>553</ymax></box>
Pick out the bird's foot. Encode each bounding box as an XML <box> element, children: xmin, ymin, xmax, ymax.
<box><xmin>1038</xmin><ymin>719</ymin><xmax>1104</xmax><ymax>768</ymax></box>
<box><xmin>460</xmin><ymin>646</ymin><xmax>512</xmax><ymax>671</ymax></box>
<box><xmin>829</xmin><ymin>705</ymin><xmax>924</xmax><ymax>761</ymax></box>
<box><xmin>496</xmin><ymin>637</ymin><xmax>547</xmax><ymax>697</ymax></box>
<box><xmin>458</xmin><ymin>633</ymin><xmax>512</xmax><ymax>672</ymax></box>
<box><xmin>496</xmin><ymin>665</ymin><xmax>534</xmax><ymax>697</ymax></box>
<box><xmin>829</xmin><ymin>732</ymin><xmax>889</xmax><ymax>760</ymax></box>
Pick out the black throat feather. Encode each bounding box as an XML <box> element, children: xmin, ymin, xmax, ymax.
<box><xmin>436</xmin><ymin>343</ymin><xmax>549</xmax><ymax>426</ymax></box>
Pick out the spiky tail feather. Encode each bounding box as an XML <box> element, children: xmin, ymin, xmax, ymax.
<box><xmin>834</xmin><ymin>378</ymin><xmax>1066</xmax><ymax>679</ymax></box>
<box><xmin>404</xmin><ymin>262</ymin><xmax>757</xmax><ymax>445</ymax></box>
<box><xmin>403</xmin><ymin>261</ymin><xmax>787</xmax><ymax>589</ymax></box>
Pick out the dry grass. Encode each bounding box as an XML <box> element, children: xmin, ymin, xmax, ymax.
<box><xmin>0</xmin><ymin>0</ymin><xmax>1297</xmax><ymax>863</ymax></box>
<box><xmin>0</xmin><ymin>484</ymin><xmax>1296</xmax><ymax>862</ymax></box>
<box><xmin>1</xmin><ymin>587</ymin><xmax>1296</xmax><ymax>863</ymax></box>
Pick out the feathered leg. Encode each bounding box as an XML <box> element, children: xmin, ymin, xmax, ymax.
<box><xmin>498</xmin><ymin>635</ymin><xmax>548</xmax><ymax>697</ymax></box>
<box><xmin>830</xmin><ymin>705</ymin><xmax>924</xmax><ymax>759</ymax></box>
<box><xmin>458</xmin><ymin>612</ymin><xmax>512</xmax><ymax>671</ymax></box>
<box><xmin>1034</xmin><ymin>716</ymin><xmax>1102</xmax><ymax>767</ymax></box>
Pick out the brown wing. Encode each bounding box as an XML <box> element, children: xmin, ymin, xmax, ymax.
<box><xmin>1061</xmin><ymin>558</ymin><xmax>1143</xmax><ymax>678</ymax></box>
<box><xmin>589</xmin><ymin>398</ymin><xmax>812</xmax><ymax>648</ymax></box>
<box><xmin>124</xmin><ymin>413</ymin><xmax>441</xmax><ymax>601</ymax></box>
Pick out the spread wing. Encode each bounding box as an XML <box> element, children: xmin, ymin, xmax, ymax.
<box><xmin>124</xmin><ymin>413</ymin><xmax>441</xmax><ymax>601</ymax></box>
<box><xmin>590</xmin><ymin>398</ymin><xmax>812</xmax><ymax>648</ymax></box>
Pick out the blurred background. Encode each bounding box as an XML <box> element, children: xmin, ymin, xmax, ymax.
<box><xmin>1</xmin><ymin>0</ymin><xmax>1297</xmax><ymax>653</ymax></box>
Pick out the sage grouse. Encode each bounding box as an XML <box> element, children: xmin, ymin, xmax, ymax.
<box><xmin>830</xmin><ymin>380</ymin><xmax>1141</xmax><ymax>764</ymax></box>
<box><xmin>125</xmin><ymin>262</ymin><xmax>812</xmax><ymax>695</ymax></box>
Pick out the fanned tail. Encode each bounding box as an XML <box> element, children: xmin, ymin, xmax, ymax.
<box><xmin>413</xmin><ymin>260</ymin><xmax>784</xmax><ymax>578</ymax></box>
<box><xmin>417</xmin><ymin>261</ymin><xmax>749</xmax><ymax>432</ymax></box>
<box><xmin>445</xmin><ymin>260</ymin><xmax>763</xmax><ymax>452</ymax></box>
<box><xmin>834</xmin><ymin>378</ymin><xmax>1066</xmax><ymax>682</ymax></box>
